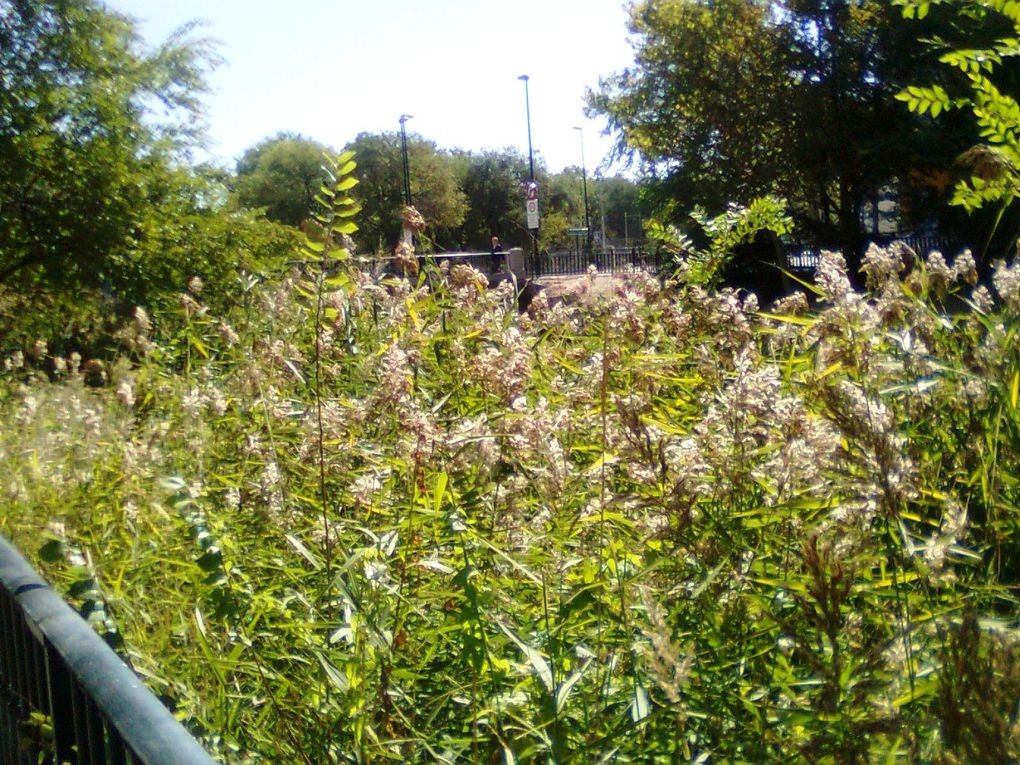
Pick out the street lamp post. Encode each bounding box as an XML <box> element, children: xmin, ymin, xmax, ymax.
<box><xmin>518</xmin><ymin>75</ymin><xmax>539</xmax><ymax>271</ymax></box>
<box><xmin>573</xmin><ymin>126</ymin><xmax>592</xmax><ymax>256</ymax></box>
<box><xmin>596</xmin><ymin>169</ymin><xmax>607</xmax><ymax>252</ymax></box>
<box><xmin>399</xmin><ymin>114</ymin><xmax>413</xmax><ymax>207</ymax></box>
<box><xmin>518</xmin><ymin>75</ymin><xmax>535</xmax><ymax>181</ymax></box>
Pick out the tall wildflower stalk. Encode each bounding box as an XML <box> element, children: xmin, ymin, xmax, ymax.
<box><xmin>304</xmin><ymin>151</ymin><xmax>360</xmax><ymax>581</ymax></box>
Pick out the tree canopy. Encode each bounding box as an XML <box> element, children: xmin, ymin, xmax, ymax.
<box><xmin>452</xmin><ymin>148</ymin><xmax>533</xmax><ymax>249</ymax></box>
<box><xmin>234</xmin><ymin>133</ymin><xmax>334</xmax><ymax>227</ymax></box>
<box><xmin>344</xmin><ymin>132</ymin><xmax>467</xmax><ymax>254</ymax></box>
<box><xmin>587</xmin><ymin>0</ymin><xmax>977</xmax><ymax>263</ymax></box>
<box><xmin>0</xmin><ymin>0</ymin><xmax>216</xmax><ymax>286</ymax></box>
<box><xmin>588</xmin><ymin>0</ymin><xmax>793</xmax><ymax>213</ymax></box>
<box><xmin>0</xmin><ymin>0</ymin><xmax>299</xmax><ymax>350</ymax></box>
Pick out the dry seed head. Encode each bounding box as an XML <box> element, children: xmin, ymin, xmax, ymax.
<box><xmin>925</xmin><ymin>250</ymin><xmax>953</xmax><ymax>294</ymax></box>
<box><xmin>28</xmin><ymin>340</ymin><xmax>47</xmax><ymax>362</ymax></box>
<box><xmin>401</xmin><ymin>205</ymin><xmax>426</xmax><ymax>232</ymax></box>
<box><xmin>116</xmin><ymin>378</ymin><xmax>135</xmax><ymax>408</ymax></box>
<box><xmin>815</xmin><ymin>250</ymin><xmax>853</xmax><ymax>303</ymax></box>
<box><xmin>992</xmin><ymin>258</ymin><xmax>1020</xmax><ymax>311</ymax></box>
<box><xmin>952</xmin><ymin>249</ymin><xmax>978</xmax><ymax>285</ymax></box>
<box><xmin>394</xmin><ymin>241</ymin><xmax>418</xmax><ymax>276</ymax></box>
<box><xmin>861</xmin><ymin>243</ymin><xmax>906</xmax><ymax>290</ymax></box>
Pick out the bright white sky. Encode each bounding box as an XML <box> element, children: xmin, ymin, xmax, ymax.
<box><xmin>103</xmin><ymin>0</ymin><xmax>636</xmax><ymax>174</ymax></box>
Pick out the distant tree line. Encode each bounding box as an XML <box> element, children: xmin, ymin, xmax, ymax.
<box><xmin>5</xmin><ymin>0</ymin><xmax>1020</xmax><ymax>352</ymax></box>
<box><xmin>232</xmin><ymin>132</ymin><xmax>648</xmax><ymax>256</ymax></box>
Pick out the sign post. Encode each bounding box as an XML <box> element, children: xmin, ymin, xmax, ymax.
<box><xmin>525</xmin><ymin>182</ymin><xmax>539</xmax><ymax>230</ymax></box>
<box><xmin>524</xmin><ymin>181</ymin><xmax>540</xmax><ymax>273</ymax></box>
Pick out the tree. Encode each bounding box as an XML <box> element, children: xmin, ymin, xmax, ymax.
<box><xmin>451</xmin><ymin>150</ymin><xmax>630</xmax><ymax>254</ymax></box>
<box><xmin>595</xmin><ymin>174</ymin><xmax>645</xmax><ymax>244</ymax></box>
<box><xmin>587</xmin><ymin>0</ymin><xmax>795</xmax><ymax>216</ymax></box>
<box><xmin>234</xmin><ymin>133</ymin><xmax>334</xmax><ymax>227</ymax></box>
<box><xmin>133</xmin><ymin>166</ymin><xmax>299</xmax><ymax>311</ymax></box>
<box><xmin>344</xmin><ymin>132</ymin><xmax>466</xmax><ymax>254</ymax></box>
<box><xmin>452</xmin><ymin>148</ymin><xmax>532</xmax><ymax>250</ymax></box>
<box><xmin>897</xmin><ymin>0</ymin><xmax>1020</xmax><ymax>262</ymax></box>
<box><xmin>587</xmin><ymin>0</ymin><xmax>973</xmax><ymax>268</ymax></box>
<box><xmin>538</xmin><ymin>170</ymin><xmax>585</xmax><ymax>251</ymax></box>
<box><xmin>0</xmin><ymin>0</ymin><xmax>215</xmax><ymax>287</ymax></box>
<box><xmin>780</xmin><ymin>0</ymin><xmax>948</xmax><ymax>258</ymax></box>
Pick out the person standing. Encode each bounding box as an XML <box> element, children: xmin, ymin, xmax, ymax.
<box><xmin>490</xmin><ymin>236</ymin><xmax>506</xmax><ymax>273</ymax></box>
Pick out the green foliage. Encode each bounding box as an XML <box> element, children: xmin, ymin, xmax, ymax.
<box><xmin>0</xmin><ymin>2</ymin><xmax>298</xmax><ymax>353</ymax></box>
<box><xmin>344</xmin><ymin>132</ymin><xmax>467</xmax><ymax>254</ymax></box>
<box><xmin>897</xmin><ymin>0</ymin><xmax>1020</xmax><ymax>223</ymax></box>
<box><xmin>588</xmin><ymin>0</ymin><xmax>794</xmax><ymax>211</ymax></box>
<box><xmin>588</xmin><ymin>0</ymin><xmax>965</xmax><ymax>261</ymax></box>
<box><xmin>649</xmin><ymin>195</ymin><xmax>793</xmax><ymax>286</ymax></box>
<box><xmin>234</xmin><ymin>133</ymin><xmax>336</xmax><ymax>227</ymax></box>
<box><xmin>450</xmin><ymin>148</ymin><xmax>532</xmax><ymax>249</ymax></box>
<box><xmin>0</xmin><ymin>0</ymin><xmax>216</xmax><ymax>287</ymax></box>
<box><xmin>596</xmin><ymin>174</ymin><xmax>646</xmax><ymax>244</ymax></box>
<box><xmin>4</xmin><ymin>5</ymin><xmax>1020</xmax><ymax>761</ymax></box>
<box><xmin>0</xmin><ymin>169</ymin><xmax>299</xmax><ymax>357</ymax></box>
<box><xmin>3</xmin><ymin>227</ymin><xmax>1019</xmax><ymax>762</ymax></box>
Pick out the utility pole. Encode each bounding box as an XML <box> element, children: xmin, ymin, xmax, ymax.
<box><xmin>399</xmin><ymin>114</ymin><xmax>413</xmax><ymax>207</ymax></box>
<box><xmin>573</xmin><ymin>126</ymin><xmax>592</xmax><ymax>256</ymax></box>
<box><xmin>518</xmin><ymin>75</ymin><xmax>539</xmax><ymax>272</ymax></box>
<box><xmin>596</xmin><ymin>170</ymin><xmax>606</xmax><ymax>251</ymax></box>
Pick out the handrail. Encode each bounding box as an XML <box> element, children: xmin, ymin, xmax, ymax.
<box><xmin>0</xmin><ymin>535</ymin><xmax>217</xmax><ymax>764</ymax></box>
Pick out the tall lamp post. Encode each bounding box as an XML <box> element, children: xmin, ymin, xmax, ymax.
<box><xmin>518</xmin><ymin>75</ymin><xmax>535</xmax><ymax>181</ymax></box>
<box><xmin>518</xmin><ymin>75</ymin><xmax>539</xmax><ymax>270</ymax></box>
<box><xmin>573</xmin><ymin>126</ymin><xmax>592</xmax><ymax>256</ymax></box>
<box><xmin>399</xmin><ymin>114</ymin><xmax>413</xmax><ymax>207</ymax></box>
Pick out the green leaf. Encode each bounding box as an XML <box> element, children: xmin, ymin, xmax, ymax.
<box><xmin>433</xmin><ymin>472</ymin><xmax>448</xmax><ymax>514</ymax></box>
<box><xmin>497</xmin><ymin>622</ymin><xmax>553</xmax><ymax>692</ymax></box>
<box><xmin>555</xmin><ymin>660</ymin><xmax>592</xmax><ymax>713</ymax></box>
<box><xmin>631</xmin><ymin>683</ymin><xmax>651</xmax><ymax>722</ymax></box>
<box><xmin>39</xmin><ymin>539</ymin><xmax>64</xmax><ymax>563</ymax></box>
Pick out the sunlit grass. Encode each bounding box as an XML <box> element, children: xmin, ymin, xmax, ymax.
<box><xmin>2</xmin><ymin>244</ymin><xmax>1019</xmax><ymax>763</ymax></box>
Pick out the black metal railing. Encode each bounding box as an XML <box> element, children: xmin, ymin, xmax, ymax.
<box><xmin>529</xmin><ymin>248</ymin><xmax>661</xmax><ymax>277</ymax></box>
<box><xmin>0</xmin><ymin>535</ymin><xmax>216</xmax><ymax>765</ymax></box>
<box><xmin>786</xmin><ymin>250</ymin><xmax>820</xmax><ymax>271</ymax></box>
<box><xmin>431</xmin><ymin>252</ymin><xmax>506</xmax><ymax>274</ymax></box>
<box><xmin>785</xmin><ymin>234</ymin><xmax>968</xmax><ymax>273</ymax></box>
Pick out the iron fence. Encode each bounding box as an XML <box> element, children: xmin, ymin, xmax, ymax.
<box><xmin>529</xmin><ymin>248</ymin><xmax>662</xmax><ymax>277</ymax></box>
<box><xmin>430</xmin><ymin>252</ymin><xmax>506</xmax><ymax>274</ymax></box>
<box><xmin>785</xmin><ymin>234</ymin><xmax>967</xmax><ymax>272</ymax></box>
<box><xmin>0</xmin><ymin>535</ymin><xmax>216</xmax><ymax>765</ymax></box>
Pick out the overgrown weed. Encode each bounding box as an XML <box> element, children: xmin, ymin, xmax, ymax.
<box><xmin>2</xmin><ymin>231</ymin><xmax>1019</xmax><ymax>762</ymax></box>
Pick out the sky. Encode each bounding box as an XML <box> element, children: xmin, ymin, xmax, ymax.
<box><xmin>102</xmin><ymin>0</ymin><xmax>637</xmax><ymax>174</ymax></box>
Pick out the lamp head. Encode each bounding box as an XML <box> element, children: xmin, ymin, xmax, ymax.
<box><xmin>399</xmin><ymin>114</ymin><xmax>413</xmax><ymax>124</ymax></box>
<box><xmin>518</xmin><ymin>74</ymin><xmax>529</xmax><ymax>82</ymax></box>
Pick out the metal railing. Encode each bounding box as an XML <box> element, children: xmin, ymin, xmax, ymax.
<box><xmin>785</xmin><ymin>234</ymin><xmax>968</xmax><ymax>273</ymax></box>
<box><xmin>0</xmin><ymin>535</ymin><xmax>217</xmax><ymax>765</ymax></box>
<box><xmin>529</xmin><ymin>248</ymin><xmax>662</xmax><ymax>278</ymax></box>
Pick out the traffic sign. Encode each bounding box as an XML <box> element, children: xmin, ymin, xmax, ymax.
<box><xmin>526</xmin><ymin>198</ymin><xmax>539</xmax><ymax>229</ymax></box>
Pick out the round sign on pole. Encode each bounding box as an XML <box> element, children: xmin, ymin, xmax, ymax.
<box><xmin>525</xmin><ymin>198</ymin><xmax>539</xmax><ymax>229</ymax></box>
